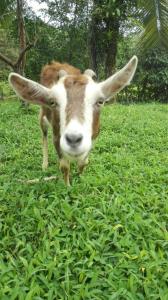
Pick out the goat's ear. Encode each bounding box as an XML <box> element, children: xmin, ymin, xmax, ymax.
<box><xmin>99</xmin><ymin>56</ymin><xmax>138</xmax><ymax>101</ymax></box>
<box><xmin>9</xmin><ymin>73</ymin><xmax>54</xmax><ymax>106</ymax></box>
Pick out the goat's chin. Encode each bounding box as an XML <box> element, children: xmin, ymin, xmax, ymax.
<box><xmin>63</xmin><ymin>151</ymin><xmax>87</xmax><ymax>162</ymax></box>
<box><xmin>62</xmin><ymin>147</ymin><xmax>91</xmax><ymax>161</ymax></box>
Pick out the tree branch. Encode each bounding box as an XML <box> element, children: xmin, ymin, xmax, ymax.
<box><xmin>0</xmin><ymin>38</ymin><xmax>37</xmax><ymax>72</ymax></box>
<box><xmin>14</xmin><ymin>41</ymin><xmax>36</xmax><ymax>68</ymax></box>
<box><xmin>0</xmin><ymin>52</ymin><xmax>15</xmax><ymax>69</ymax></box>
<box><xmin>17</xmin><ymin>176</ymin><xmax>57</xmax><ymax>184</ymax></box>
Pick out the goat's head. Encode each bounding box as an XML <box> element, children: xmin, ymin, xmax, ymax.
<box><xmin>9</xmin><ymin>56</ymin><xmax>138</xmax><ymax>160</ymax></box>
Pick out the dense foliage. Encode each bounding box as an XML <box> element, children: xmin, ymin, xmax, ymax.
<box><xmin>117</xmin><ymin>46</ymin><xmax>168</xmax><ymax>103</ymax></box>
<box><xmin>0</xmin><ymin>0</ymin><xmax>168</xmax><ymax>100</ymax></box>
<box><xmin>136</xmin><ymin>48</ymin><xmax>168</xmax><ymax>102</ymax></box>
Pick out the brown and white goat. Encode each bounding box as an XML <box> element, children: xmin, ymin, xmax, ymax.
<box><xmin>9</xmin><ymin>56</ymin><xmax>138</xmax><ymax>185</ymax></box>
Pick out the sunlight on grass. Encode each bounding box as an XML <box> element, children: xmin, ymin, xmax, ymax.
<box><xmin>0</xmin><ymin>100</ymin><xmax>168</xmax><ymax>299</ymax></box>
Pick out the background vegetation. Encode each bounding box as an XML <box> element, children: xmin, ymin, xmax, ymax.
<box><xmin>0</xmin><ymin>0</ymin><xmax>168</xmax><ymax>102</ymax></box>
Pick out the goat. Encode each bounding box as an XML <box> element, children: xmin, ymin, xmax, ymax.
<box><xmin>9</xmin><ymin>56</ymin><xmax>138</xmax><ymax>185</ymax></box>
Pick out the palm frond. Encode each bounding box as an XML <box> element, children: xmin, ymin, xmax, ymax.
<box><xmin>137</xmin><ymin>0</ymin><xmax>168</xmax><ymax>52</ymax></box>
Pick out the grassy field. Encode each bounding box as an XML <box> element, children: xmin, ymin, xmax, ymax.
<box><xmin>0</xmin><ymin>100</ymin><xmax>168</xmax><ymax>299</ymax></box>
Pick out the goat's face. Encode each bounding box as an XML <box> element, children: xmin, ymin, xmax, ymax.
<box><xmin>9</xmin><ymin>56</ymin><xmax>138</xmax><ymax>160</ymax></box>
<box><xmin>52</xmin><ymin>74</ymin><xmax>104</xmax><ymax>159</ymax></box>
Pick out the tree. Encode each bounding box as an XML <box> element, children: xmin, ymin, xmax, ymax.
<box><xmin>0</xmin><ymin>0</ymin><xmax>36</xmax><ymax>74</ymax></box>
<box><xmin>37</xmin><ymin>0</ymin><xmax>90</xmax><ymax>69</ymax></box>
<box><xmin>89</xmin><ymin>0</ymin><xmax>137</xmax><ymax>77</ymax></box>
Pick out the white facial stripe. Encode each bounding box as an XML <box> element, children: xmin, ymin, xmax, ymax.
<box><xmin>51</xmin><ymin>81</ymin><xmax>67</xmax><ymax>135</ymax></box>
<box><xmin>64</xmin><ymin>119</ymin><xmax>84</xmax><ymax>135</ymax></box>
<box><xmin>83</xmin><ymin>80</ymin><xmax>103</xmax><ymax>134</ymax></box>
<box><xmin>85</xmin><ymin>79</ymin><xmax>104</xmax><ymax>105</ymax></box>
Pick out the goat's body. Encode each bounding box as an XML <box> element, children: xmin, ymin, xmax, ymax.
<box><xmin>9</xmin><ymin>56</ymin><xmax>138</xmax><ymax>185</ymax></box>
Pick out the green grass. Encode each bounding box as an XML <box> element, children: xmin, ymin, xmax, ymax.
<box><xmin>0</xmin><ymin>100</ymin><xmax>168</xmax><ymax>300</ymax></box>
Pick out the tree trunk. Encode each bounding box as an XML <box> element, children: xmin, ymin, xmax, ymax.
<box><xmin>0</xmin><ymin>0</ymin><xmax>34</xmax><ymax>107</ymax></box>
<box><xmin>0</xmin><ymin>0</ymin><xmax>33</xmax><ymax>74</ymax></box>
<box><xmin>89</xmin><ymin>14</ymin><xmax>98</xmax><ymax>75</ymax></box>
<box><xmin>89</xmin><ymin>1</ymin><xmax>120</xmax><ymax>78</ymax></box>
<box><xmin>17</xmin><ymin>0</ymin><xmax>26</xmax><ymax>76</ymax></box>
<box><xmin>104</xmin><ymin>18</ymin><xmax>119</xmax><ymax>77</ymax></box>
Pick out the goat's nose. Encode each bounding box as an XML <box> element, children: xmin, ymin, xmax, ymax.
<box><xmin>65</xmin><ymin>133</ymin><xmax>83</xmax><ymax>147</ymax></box>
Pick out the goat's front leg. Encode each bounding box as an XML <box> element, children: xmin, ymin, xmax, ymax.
<box><xmin>40</xmin><ymin>116</ymin><xmax>49</xmax><ymax>170</ymax></box>
<box><xmin>53</xmin><ymin>135</ymin><xmax>70</xmax><ymax>186</ymax></box>
<box><xmin>59</xmin><ymin>158</ymin><xmax>70</xmax><ymax>186</ymax></box>
<box><xmin>78</xmin><ymin>157</ymin><xmax>89</xmax><ymax>174</ymax></box>
<box><xmin>42</xmin><ymin>133</ymin><xmax>48</xmax><ymax>170</ymax></box>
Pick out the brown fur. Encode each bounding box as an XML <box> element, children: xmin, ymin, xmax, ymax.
<box><xmin>64</xmin><ymin>75</ymin><xmax>88</xmax><ymax>88</ymax></box>
<box><xmin>92</xmin><ymin>106</ymin><xmax>100</xmax><ymax>139</ymax></box>
<box><xmin>40</xmin><ymin>62</ymin><xmax>82</xmax><ymax>120</ymax></box>
<box><xmin>64</xmin><ymin>75</ymin><xmax>88</xmax><ymax>124</ymax></box>
<box><xmin>41</xmin><ymin>61</ymin><xmax>81</xmax><ymax>87</ymax></box>
<box><xmin>52</xmin><ymin>109</ymin><xmax>62</xmax><ymax>158</ymax></box>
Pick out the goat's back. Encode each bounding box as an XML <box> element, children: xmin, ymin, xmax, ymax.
<box><xmin>40</xmin><ymin>61</ymin><xmax>81</xmax><ymax>87</ymax></box>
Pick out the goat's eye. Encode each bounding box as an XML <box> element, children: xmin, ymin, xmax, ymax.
<box><xmin>96</xmin><ymin>99</ymin><xmax>104</xmax><ymax>107</ymax></box>
<box><xmin>50</xmin><ymin>100</ymin><xmax>59</xmax><ymax>108</ymax></box>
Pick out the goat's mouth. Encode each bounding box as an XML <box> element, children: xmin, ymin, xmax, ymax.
<box><xmin>61</xmin><ymin>145</ymin><xmax>91</xmax><ymax>161</ymax></box>
<box><xmin>62</xmin><ymin>148</ymin><xmax>86</xmax><ymax>158</ymax></box>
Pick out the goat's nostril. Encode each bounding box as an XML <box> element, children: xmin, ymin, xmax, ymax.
<box><xmin>65</xmin><ymin>134</ymin><xmax>83</xmax><ymax>147</ymax></box>
<box><xmin>76</xmin><ymin>136</ymin><xmax>83</xmax><ymax>143</ymax></box>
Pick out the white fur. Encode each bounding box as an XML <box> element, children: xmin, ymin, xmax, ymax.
<box><xmin>83</xmin><ymin>79</ymin><xmax>103</xmax><ymax>134</ymax></box>
<box><xmin>60</xmin><ymin>119</ymin><xmax>92</xmax><ymax>159</ymax></box>
<box><xmin>51</xmin><ymin>80</ymin><xmax>67</xmax><ymax>135</ymax></box>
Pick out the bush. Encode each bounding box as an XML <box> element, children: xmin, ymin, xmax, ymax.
<box><xmin>137</xmin><ymin>47</ymin><xmax>168</xmax><ymax>102</ymax></box>
<box><xmin>117</xmin><ymin>47</ymin><xmax>168</xmax><ymax>103</ymax></box>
